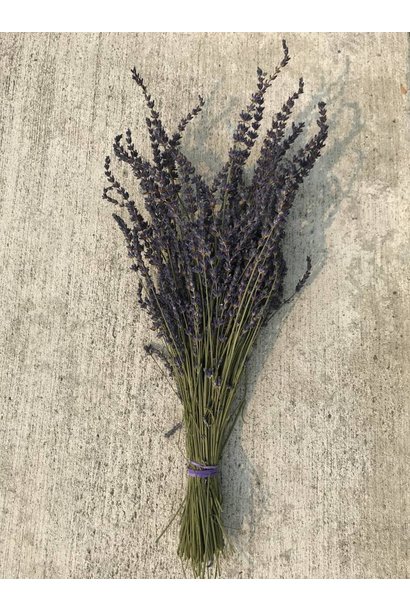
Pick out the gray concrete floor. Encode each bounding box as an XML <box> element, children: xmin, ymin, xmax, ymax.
<box><xmin>0</xmin><ymin>33</ymin><xmax>408</xmax><ymax>578</ymax></box>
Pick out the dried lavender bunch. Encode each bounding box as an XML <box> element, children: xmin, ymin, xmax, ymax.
<box><xmin>102</xmin><ymin>40</ymin><xmax>328</xmax><ymax>578</ymax></box>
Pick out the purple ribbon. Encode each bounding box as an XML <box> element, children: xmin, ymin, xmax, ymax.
<box><xmin>187</xmin><ymin>460</ymin><xmax>219</xmax><ymax>478</ymax></box>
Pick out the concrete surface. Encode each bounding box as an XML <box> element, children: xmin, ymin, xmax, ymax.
<box><xmin>0</xmin><ymin>33</ymin><xmax>409</xmax><ymax>579</ymax></box>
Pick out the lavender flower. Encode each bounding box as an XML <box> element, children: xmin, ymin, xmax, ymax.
<box><xmin>102</xmin><ymin>40</ymin><xmax>328</xmax><ymax>578</ymax></box>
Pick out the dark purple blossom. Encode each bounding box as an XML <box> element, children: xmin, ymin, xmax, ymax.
<box><xmin>102</xmin><ymin>40</ymin><xmax>328</xmax><ymax>578</ymax></box>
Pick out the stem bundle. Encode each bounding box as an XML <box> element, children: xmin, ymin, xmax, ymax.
<box><xmin>102</xmin><ymin>40</ymin><xmax>328</xmax><ymax>577</ymax></box>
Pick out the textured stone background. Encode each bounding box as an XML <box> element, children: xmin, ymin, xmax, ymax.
<box><xmin>0</xmin><ymin>33</ymin><xmax>408</xmax><ymax>579</ymax></box>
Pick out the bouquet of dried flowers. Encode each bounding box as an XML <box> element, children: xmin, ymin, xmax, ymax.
<box><xmin>102</xmin><ymin>40</ymin><xmax>328</xmax><ymax>578</ymax></box>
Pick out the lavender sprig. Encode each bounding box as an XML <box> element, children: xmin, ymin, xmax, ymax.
<box><xmin>102</xmin><ymin>40</ymin><xmax>328</xmax><ymax>578</ymax></box>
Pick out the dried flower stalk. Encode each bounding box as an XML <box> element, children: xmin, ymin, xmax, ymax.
<box><xmin>102</xmin><ymin>40</ymin><xmax>328</xmax><ymax>578</ymax></box>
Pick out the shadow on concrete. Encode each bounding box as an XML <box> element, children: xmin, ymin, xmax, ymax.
<box><xmin>160</xmin><ymin>57</ymin><xmax>364</xmax><ymax>568</ymax></box>
<box><xmin>184</xmin><ymin>58</ymin><xmax>364</xmax><ymax>555</ymax></box>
